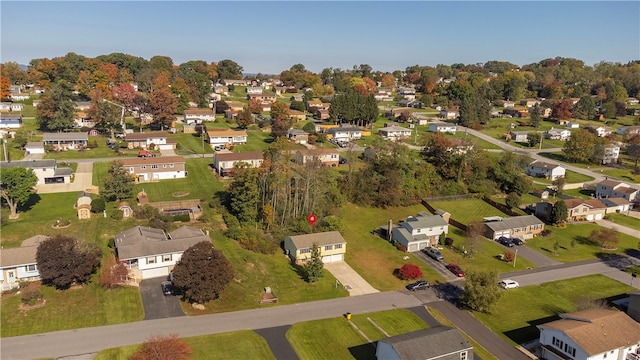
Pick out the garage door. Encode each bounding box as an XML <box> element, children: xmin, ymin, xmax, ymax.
<box><xmin>322</xmin><ymin>254</ymin><xmax>343</xmax><ymax>263</ymax></box>
<box><xmin>408</xmin><ymin>243</ymin><xmax>419</xmax><ymax>252</ymax></box>
<box><xmin>586</xmin><ymin>214</ymin><xmax>594</xmax><ymax>221</ymax></box>
<box><xmin>141</xmin><ymin>267</ymin><xmax>169</xmax><ymax>280</ymax></box>
<box><xmin>595</xmin><ymin>213</ymin><xmax>603</xmax><ymax>220</ymax></box>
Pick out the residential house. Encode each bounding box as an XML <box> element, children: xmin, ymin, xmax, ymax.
<box><xmin>119</xmin><ymin>156</ymin><xmax>187</xmax><ymax>182</ymax></box>
<box><xmin>213</xmin><ymin>151</ymin><xmax>264</xmax><ymax>177</ymax></box>
<box><xmin>537</xmin><ymin>308</ymin><xmax>640</xmax><ymax>360</ymax></box>
<box><xmin>509</xmin><ymin>131</ymin><xmax>529</xmax><ymax>142</ymax></box>
<box><xmin>1</xmin><ymin>159</ymin><xmax>72</xmax><ymax>185</ymax></box>
<box><xmin>397</xmin><ymin>99</ymin><xmax>422</xmax><ymax>108</ymax></box>
<box><xmin>24</xmin><ymin>141</ymin><xmax>45</xmax><ymax>155</ymax></box>
<box><xmin>376</xmin><ymin>326</ymin><xmax>473</xmax><ymax>360</ymax></box>
<box><xmin>246</xmin><ymin>86</ymin><xmax>263</xmax><ymax>94</ymax></box>
<box><xmin>43</xmin><ymin>132</ymin><xmax>88</xmax><ymax>150</ymax></box>
<box><xmin>0</xmin><ymin>235</ymin><xmax>48</xmax><ymax>291</ymax></box>
<box><xmin>398</xmin><ymin>87</ymin><xmax>416</xmax><ymax>100</ymax></box>
<box><xmin>283</xmin><ymin>231</ymin><xmax>347</xmax><ymax>264</ymax></box>
<box><xmin>587</xmin><ymin>126</ymin><xmax>612</xmax><ymax>137</ymax></box>
<box><xmin>520</xmin><ymin>98</ymin><xmax>541</xmax><ymax>107</ymax></box>
<box><xmin>391</xmin><ymin>212</ymin><xmax>449</xmax><ymax>252</ymax></box>
<box><xmin>617</xmin><ymin>126</ymin><xmax>640</xmax><ymax>136</ymax></box>
<box><xmin>545</xmin><ymin>128</ymin><xmax>571</xmax><ymax>141</ymax></box>
<box><xmin>326</xmin><ymin>126</ymin><xmax>363</xmax><ymax>142</ymax></box>
<box><xmin>10</xmin><ymin>93</ymin><xmax>30</xmax><ymax>101</ymax></box>
<box><xmin>596</xmin><ymin>179</ymin><xmax>639</xmax><ymax>203</ymax></box>
<box><xmin>184</xmin><ymin>108</ymin><xmax>215</xmax><ymax>123</ymax></box>
<box><xmin>222</xmin><ymin>79</ymin><xmax>247</xmax><ymax>86</ymax></box>
<box><xmin>526</xmin><ymin>161</ymin><xmax>566</xmax><ymax>181</ymax></box>
<box><xmin>315</xmin><ymin>109</ymin><xmax>330</xmax><ymax>121</ymax></box>
<box><xmin>503</xmin><ymin>107</ymin><xmax>529</xmax><ymax>118</ymax></box>
<box><xmin>114</xmin><ymin>225</ymin><xmax>210</xmax><ymax>280</ymax></box>
<box><xmin>439</xmin><ymin>109</ymin><xmax>459</xmax><ymax>120</ymax></box>
<box><xmin>75</xmin><ymin>101</ymin><xmax>91</xmax><ymax>111</ymax></box>
<box><xmin>221</xmin><ymin>101</ymin><xmax>245</xmax><ymax>112</ymax></box>
<box><xmin>627</xmin><ymin>98</ymin><xmax>639</xmax><ymax>106</ymax></box>
<box><xmin>247</xmin><ymin>93</ymin><xmax>277</xmax><ymax>103</ymax></box>
<box><xmin>378</xmin><ymin>125</ymin><xmax>412</xmax><ymax>141</ymax></box>
<box><xmin>206</xmin><ymin>128</ymin><xmax>248</xmax><ymax>148</ymax></box>
<box><xmin>0</xmin><ymin>114</ymin><xmax>23</xmax><ymax>129</ymax></box>
<box><xmin>547</xmin><ymin>198</ymin><xmax>607</xmax><ymax>222</ymax></box>
<box><xmin>566</xmin><ymin>121</ymin><xmax>580</xmax><ymax>129</ymax></box>
<box><xmin>213</xmin><ymin>83</ymin><xmax>228</xmax><ymax>95</ymax></box>
<box><xmin>385</xmin><ymin>108</ymin><xmax>404</xmax><ymax>120</ymax></box>
<box><xmin>428</xmin><ymin>122</ymin><xmax>457</xmax><ymax>134</ymax></box>
<box><xmin>288</xmin><ymin>109</ymin><xmax>307</xmax><ymax>121</ymax></box>
<box><xmin>295</xmin><ymin>148</ymin><xmax>340</xmax><ymax>167</ymax></box>
<box><xmin>374</xmin><ymin>91</ymin><xmax>393</xmax><ymax>102</ymax></box>
<box><xmin>596</xmin><ymin>144</ymin><xmax>620</xmax><ymax>164</ymax></box>
<box><xmin>287</xmin><ymin>128</ymin><xmax>309</xmax><ymax>144</ymax></box>
<box><xmin>483</xmin><ymin>215</ymin><xmax>544</xmax><ymax>240</ymax></box>
<box><xmin>124</xmin><ymin>132</ymin><xmax>176</xmax><ymax>150</ymax></box>
<box><xmin>447</xmin><ymin>138</ymin><xmax>475</xmax><ymax>155</ymax></box>
<box><xmin>494</xmin><ymin>99</ymin><xmax>515</xmax><ymax>108</ymax></box>
<box><xmin>273</xmin><ymin>86</ymin><xmax>287</xmax><ymax>95</ymax></box>
<box><xmin>0</xmin><ymin>102</ymin><xmax>24</xmax><ymax>112</ymax></box>
<box><xmin>182</xmin><ymin>123</ymin><xmax>197</xmax><ymax>134</ymax></box>
<box><xmin>601</xmin><ymin>197</ymin><xmax>632</xmax><ymax>214</ymax></box>
<box><xmin>306</xmin><ymin>99</ymin><xmax>324</xmax><ymax>112</ymax></box>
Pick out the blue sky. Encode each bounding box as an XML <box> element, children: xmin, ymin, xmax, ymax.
<box><xmin>1</xmin><ymin>1</ymin><xmax>638</xmax><ymax>74</ymax></box>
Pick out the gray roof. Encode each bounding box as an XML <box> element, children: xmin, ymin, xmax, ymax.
<box><xmin>403</xmin><ymin>215</ymin><xmax>448</xmax><ymax>231</ymax></box>
<box><xmin>55</xmin><ymin>167</ymin><xmax>73</xmax><ymax>176</ymax></box>
<box><xmin>287</xmin><ymin>231</ymin><xmax>346</xmax><ymax>249</ymax></box>
<box><xmin>484</xmin><ymin>215</ymin><xmax>543</xmax><ymax>232</ymax></box>
<box><xmin>0</xmin><ymin>235</ymin><xmax>49</xmax><ymax>268</ymax></box>
<box><xmin>327</xmin><ymin>127</ymin><xmax>361</xmax><ymax>134</ymax></box>
<box><xmin>114</xmin><ymin>226</ymin><xmax>208</xmax><ymax>260</ymax></box>
<box><xmin>1</xmin><ymin>159</ymin><xmax>56</xmax><ymax>169</ymax></box>
<box><xmin>25</xmin><ymin>142</ymin><xmax>44</xmax><ymax>148</ymax></box>
<box><xmin>43</xmin><ymin>132</ymin><xmax>89</xmax><ymax>141</ymax></box>
<box><xmin>378</xmin><ymin>326</ymin><xmax>472</xmax><ymax>359</ymax></box>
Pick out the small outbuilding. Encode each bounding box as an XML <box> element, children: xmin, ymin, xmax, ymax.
<box><xmin>76</xmin><ymin>193</ymin><xmax>92</xmax><ymax>219</ymax></box>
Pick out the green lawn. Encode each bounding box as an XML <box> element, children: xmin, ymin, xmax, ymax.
<box><xmin>473</xmin><ymin>275</ymin><xmax>636</xmax><ymax>345</ymax></box>
<box><xmin>427</xmin><ymin>198</ymin><xmax>508</xmax><ymax>225</ymax></box>
<box><xmin>525</xmin><ymin>223</ymin><xmax>640</xmax><ymax>262</ymax></box>
<box><xmin>604</xmin><ymin>212</ymin><xmax>640</xmax><ymax>231</ymax></box>
<box><xmin>287</xmin><ymin>309</ymin><xmax>427</xmax><ymax>360</ymax></box>
<box><xmin>600</xmin><ymin>167</ymin><xmax>640</xmax><ymax>184</ymax></box>
<box><xmin>96</xmin><ymin>330</ymin><xmax>276</xmax><ymax>360</ymax></box>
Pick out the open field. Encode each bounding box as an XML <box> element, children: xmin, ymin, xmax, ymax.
<box><xmin>427</xmin><ymin>198</ymin><xmax>508</xmax><ymax>224</ymax></box>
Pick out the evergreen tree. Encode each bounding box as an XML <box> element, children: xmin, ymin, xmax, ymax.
<box><xmin>101</xmin><ymin>161</ymin><xmax>134</xmax><ymax>202</ymax></box>
<box><xmin>551</xmin><ymin>200</ymin><xmax>568</xmax><ymax>224</ymax></box>
<box><xmin>530</xmin><ymin>104</ymin><xmax>543</xmax><ymax>128</ymax></box>
<box><xmin>572</xmin><ymin>96</ymin><xmax>595</xmax><ymax>120</ymax></box>
<box><xmin>302</xmin><ymin>243</ymin><xmax>324</xmax><ymax>283</ymax></box>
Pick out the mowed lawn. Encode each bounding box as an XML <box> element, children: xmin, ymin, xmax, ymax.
<box><xmin>427</xmin><ymin>198</ymin><xmax>508</xmax><ymax>225</ymax></box>
<box><xmin>604</xmin><ymin>212</ymin><xmax>640</xmax><ymax>231</ymax></box>
<box><xmin>287</xmin><ymin>309</ymin><xmax>428</xmax><ymax>360</ymax></box>
<box><xmin>473</xmin><ymin>275</ymin><xmax>637</xmax><ymax>345</ymax></box>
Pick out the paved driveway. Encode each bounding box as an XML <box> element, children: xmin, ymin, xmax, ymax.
<box><xmin>324</xmin><ymin>261</ymin><xmax>379</xmax><ymax>296</ymax></box>
<box><xmin>139</xmin><ymin>278</ymin><xmax>185</xmax><ymax>320</ymax></box>
<box><xmin>36</xmin><ymin>162</ymin><xmax>95</xmax><ymax>194</ymax></box>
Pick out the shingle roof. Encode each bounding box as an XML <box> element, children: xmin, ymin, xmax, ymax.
<box><xmin>125</xmin><ymin>132</ymin><xmax>168</xmax><ymax>141</ymax></box>
<box><xmin>484</xmin><ymin>215</ymin><xmax>544</xmax><ymax>232</ymax></box>
<box><xmin>206</xmin><ymin>128</ymin><xmax>248</xmax><ymax>137</ymax></box>
<box><xmin>378</xmin><ymin>326</ymin><xmax>472</xmax><ymax>359</ymax></box>
<box><xmin>600</xmin><ymin>197</ymin><xmax>631</xmax><ymax>206</ymax></box>
<box><xmin>538</xmin><ymin>309</ymin><xmax>640</xmax><ymax>356</ymax></box>
<box><xmin>403</xmin><ymin>215</ymin><xmax>448</xmax><ymax>231</ymax></box>
<box><xmin>118</xmin><ymin>156</ymin><xmax>185</xmax><ymax>166</ymax></box>
<box><xmin>215</xmin><ymin>151</ymin><xmax>263</xmax><ymax>162</ymax></box>
<box><xmin>43</xmin><ymin>132</ymin><xmax>88</xmax><ymax>141</ymax></box>
<box><xmin>563</xmin><ymin>198</ymin><xmax>607</xmax><ymax>210</ymax></box>
<box><xmin>598</xmin><ymin>179</ymin><xmax>622</xmax><ymax>187</ymax></box>
<box><xmin>0</xmin><ymin>235</ymin><xmax>49</xmax><ymax>268</ymax></box>
<box><xmin>114</xmin><ymin>226</ymin><xmax>208</xmax><ymax>260</ymax></box>
<box><xmin>530</xmin><ymin>161</ymin><xmax>562</xmax><ymax>170</ymax></box>
<box><xmin>287</xmin><ymin>231</ymin><xmax>346</xmax><ymax>249</ymax></box>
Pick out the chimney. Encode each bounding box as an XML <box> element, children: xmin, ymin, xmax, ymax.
<box><xmin>388</xmin><ymin>219</ymin><xmax>393</xmax><ymax>242</ymax></box>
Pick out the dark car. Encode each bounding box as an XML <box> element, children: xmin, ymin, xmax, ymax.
<box><xmin>406</xmin><ymin>280</ymin><xmax>430</xmax><ymax>291</ymax></box>
<box><xmin>511</xmin><ymin>238</ymin><xmax>524</xmax><ymax>246</ymax></box>
<box><xmin>447</xmin><ymin>263</ymin><xmax>465</xmax><ymax>277</ymax></box>
<box><xmin>497</xmin><ymin>236</ymin><xmax>515</xmax><ymax>247</ymax></box>
<box><xmin>161</xmin><ymin>281</ymin><xmax>173</xmax><ymax>296</ymax></box>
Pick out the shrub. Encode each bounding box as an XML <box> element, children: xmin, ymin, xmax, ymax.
<box><xmin>21</xmin><ymin>287</ymin><xmax>43</xmax><ymax>305</ymax></box>
<box><xmin>87</xmin><ymin>140</ymin><xmax>98</xmax><ymax>149</ymax></box>
<box><xmin>394</xmin><ymin>242</ymin><xmax>407</xmax><ymax>252</ymax></box>
<box><xmin>398</xmin><ymin>263</ymin><xmax>423</xmax><ymax>280</ymax></box>
<box><xmin>91</xmin><ymin>196</ymin><xmax>106</xmax><ymax>213</ymax></box>
<box><xmin>110</xmin><ymin>210</ymin><xmax>123</xmax><ymax>220</ymax></box>
<box><xmin>503</xmin><ymin>251</ymin><xmax>515</xmax><ymax>263</ymax></box>
<box><xmin>541</xmin><ymin>229</ymin><xmax>553</xmax><ymax>237</ymax></box>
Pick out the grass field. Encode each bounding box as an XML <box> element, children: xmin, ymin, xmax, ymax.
<box><xmin>604</xmin><ymin>212</ymin><xmax>640</xmax><ymax>231</ymax></box>
<box><xmin>473</xmin><ymin>275</ymin><xmax>636</xmax><ymax>345</ymax></box>
<box><xmin>427</xmin><ymin>198</ymin><xmax>508</xmax><ymax>224</ymax></box>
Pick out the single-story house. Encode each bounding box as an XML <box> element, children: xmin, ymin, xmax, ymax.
<box><xmin>439</xmin><ymin>109</ymin><xmax>459</xmax><ymax>120</ymax></box>
<box><xmin>223</xmin><ymin>79</ymin><xmax>247</xmax><ymax>86</ymax></box>
<box><xmin>616</xmin><ymin>126</ymin><xmax>640</xmax><ymax>136</ymax></box>
<box><xmin>10</xmin><ymin>93</ymin><xmax>30</xmax><ymax>101</ymax></box>
<box><xmin>247</xmin><ymin>93</ymin><xmax>277</xmax><ymax>103</ymax></box>
<box><xmin>288</xmin><ymin>109</ymin><xmax>307</xmax><ymax>121</ymax></box>
<box><xmin>207</xmin><ymin>128</ymin><xmax>248</xmax><ymax>148</ymax></box>
<box><xmin>213</xmin><ymin>151</ymin><xmax>264</xmax><ymax>177</ymax></box>
<box><xmin>595</xmin><ymin>179</ymin><xmax>639</xmax><ymax>202</ymax></box>
<box><xmin>0</xmin><ymin>102</ymin><xmax>24</xmax><ymax>112</ymax></box>
<box><xmin>545</xmin><ymin>128</ymin><xmax>571</xmax><ymax>141</ymax></box>
<box><xmin>246</xmin><ymin>86</ymin><xmax>262</xmax><ymax>94</ymax></box>
<box><xmin>566</xmin><ymin>121</ymin><xmax>580</xmax><ymax>129</ymax></box>
<box><xmin>43</xmin><ymin>132</ymin><xmax>88</xmax><ymax>151</ymax></box>
<box><xmin>494</xmin><ymin>100</ymin><xmax>515</xmax><ymax>108</ymax></box>
<box><xmin>392</xmin><ymin>213</ymin><xmax>449</xmax><ymax>252</ymax></box>
<box><xmin>509</xmin><ymin>131</ymin><xmax>529</xmax><ymax>143</ymax></box>
<box><xmin>326</xmin><ymin>126</ymin><xmax>363</xmax><ymax>141</ymax></box>
<box><xmin>526</xmin><ymin>161</ymin><xmax>566</xmax><ymax>181</ymax></box>
<box><xmin>428</xmin><ymin>122</ymin><xmax>456</xmax><ymax>134</ymax></box>
<box><xmin>483</xmin><ymin>215</ymin><xmax>544</xmax><ymax>240</ymax></box>
<box><xmin>601</xmin><ymin>197</ymin><xmax>632</xmax><ymax>214</ymax></box>
<box><xmin>378</xmin><ymin>125</ymin><xmax>412</xmax><ymax>141</ymax></box>
<box><xmin>1</xmin><ymin>159</ymin><xmax>72</xmax><ymax>185</ymax></box>
<box><xmin>0</xmin><ymin>114</ymin><xmax>23</xmax><ymax>129</ymax></box>
<box><xmin>376</xmin><ymin>326</ymin><xmax>473</xmax><ymax>360</ymax></box>
<box><xmin>119</xmin><ymin>156</ymin><xmax>187</xmax><ymax>182</ymax></box>
<box><xmin>184</xmin><ymin>108</ymin><xmax>215</xmax><ymax>123</ymax></box>
<box><xmin>114</xmin><ymin>225</ymin><xmax>211</xmax><ymax>280</ymax></box>
<box><xmin>283</xmin><ymin>231</ymin><xmax>347</xmax><ymax>264</ymax></box>
<box><xmin>520</xmin><ymin>98</ymin><xmax>541</xmax><ymax>107</ymax></box>
<box><xmin>287</xmin><ymin>128</ymin><xmax>309</xmax><ymax>144</ymax></box>
<box><xmin>397</xmin><ymin>99</ymin><xmax>422</xmax><ymax>108</ymax></box>
<box><xmin>124</xmin><ymin>132</ymin><xmax>176</xmax><ymax>150</ymax></box>
<box><xmin>295</xmin><ymin>148</ymin><xmax>340</xmax><ymax>167</ymax></box>
<box><xmin>537</xmin><ymin>308</ymin><xmax>640</xmax><ymax>360</ymax></box>
<box><xmin>0</xmin><ymin>235</ymin><xmax>48</xmax><ymax>291</ymax></box>
<box><xmin>25</xmin><ymin>141</ymin><xmax>45</xmax><ymax>155</ymax></box>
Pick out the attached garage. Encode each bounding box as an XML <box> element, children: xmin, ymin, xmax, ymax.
<box><xmin>322</xmin><ymin>253</ymin><xmax>344</xmax><ymax>263</ymax></box>
<box><xmin>141</xmin><ymin>267</ymin><xmax>169</xmax><ymax>280</ymax></box>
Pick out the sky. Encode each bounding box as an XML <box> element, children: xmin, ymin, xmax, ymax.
<box><xmin>1</xmin><ymin>1</ymin><xmax>639</xmax><ymax>75</ymax></box>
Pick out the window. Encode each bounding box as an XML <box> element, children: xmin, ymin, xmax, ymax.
<box><xmin>460</xmin><ymin>351</ymin><xmax>467</xmax><ymax>360</ymax></box>
<box><xmin>325</xmin><ymin>245</ymin><xmax>333</xmax><ymax>251</ymax></box>
<box><xmin>141</xmin><ymin>165</ymin><xmax>146</xmax><ymax>170</ymax></box>
<box><xmin>169</xmin><ymin>164</ymin><xmax>174</xmax><ymax>168</ymax></box>
<box><xmin>300</xmin><ymin>248</ymin><xmax>311</xmax><ymax>254</ymax></box>
<box><xmin>163</xmin><ymin>164</ymin><xmax>167</xmax><ymax>168</ymax></box>
<box><xmin>129</xmin><ymin>167</ymin><xmax>134</xmax><ymax>172</ymax></box>
<box><xmin>27</xmin><ymin>264</ymin><xmax>37</xmax><ymax>272</ymax></box>
<box><xmin>151</xmin><ymin>165</ymin><xmax>158</xmax><ymax>169</ymax></box>
<box><xmin>334</xmin><ymin>244</ymin><xmax>342</xmax><ymax>249</ymax></box>
<box><xmin>146</xmin><ymin>257</ymin><xmax>156</xmax><ymax>264</ymax></box>
<box><xmin>162</xmin><ymin>254</ymin><xmax>172</xmax><ymax>262</ymax></box>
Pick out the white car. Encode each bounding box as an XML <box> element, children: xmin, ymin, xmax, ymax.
<box><xmin>498</xmin><ymin>279</ymin><xmax>519</xmax><ymax>289</ymax></box>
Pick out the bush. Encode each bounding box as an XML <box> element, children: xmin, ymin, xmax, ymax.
<box><xmin>397</xmin><ymin>263</ymin><xmax>423</xmax><ymax>280</ymax></box>
<box><xmin>394</xmin><ymin>242</ymin><xmax>407</xmax><ymax>252</ymax></box>
<box><xmin>91</xmin><ymin>196</ymin><xmax>106</xmax><ymax>213</ymax></box>
<box><xmin>503</xmin><ymin>251</ymin><xmax>515</xmax><ymax>263</ymax></box>
<box><xmin>86</xmin><ymin>140</ymin><xmax>98</xmax><ymax>149</ymax></box>
<box><xmin>110</xmin><ymin>210</ymin><xmax>123</xmax><ymax>220</ymax></box>
<box><xmin>541</xmin><ymin>229</ymin><xmax>553</xmax><ymax>237</ymax></box>
<box><xmin>21</xmin><ymin>287</ymin><xmax>43</xmax><ymax>305</ymax></box>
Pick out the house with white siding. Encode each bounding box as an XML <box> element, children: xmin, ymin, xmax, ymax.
<box><xmin>206</xmin><ymin>128</ymin><xmax>248</xmax><ymax>148</ymax></box>
<box><xmin>378</xmin><ymin>125</ymin><xmax>412</xmax><ymax>141</ymax></box>
<box><xmin>391</xmin><ymin>212</ymin><xmax>449</xmax><ymax>252</ymax></box>
<box><xmin>295</xmin><ymin>148</ymin><xmax>339</xmax><ymax>167</ymax></box>
<box><xmin>213</xmin><ymin>151</ymin><xmax>264</xmax><ymax>177</ymax></box>
<box><xmin>184</xmin><ymin>108</ymin><xmax>215</xmax><ymax>123</ymax></box>
<box><xmin>326</xmin><ymin>126</ymin><xmax>363</xmax><ymax>141</ymax></box>
<box><xmin>428</xmin><ymin>122</ymin><xmax>457</xmax><ymax>134</ymax></box>
<box><xmin>43</xmin><ymin>132</ymin><xmax>88</xmax><ymax>150</ymax></box>
<box><xmin>1</xmin><ymin>159</ymin><xmax>72</xmax><ymax>185</ymax></box>
<box><xmin>124</xmin><ymin>132</ymin><xmax>176</xmax><ymax>150</ymax></box>
<box><xmin>376</xmin><ymin>326</ymin><xmax>473</xmax><ymax>360</ymax></box>
<box><xmin>595</xmin><ymin>179</ymin><xmax>639</xmax><ymax>203</ymax></box>
<box><xmin>526</xmin><ymin>161</ymin><xmax>566</xmax><ymax>181</ymax></box>
<box><xmin>119</xmin><ymin>156</ymin><xmax>187</xmax><ymax>182</ymax></box>
<box><xmin>0</xmin><ymin>114</ymin><xmax>23</xmax><ymax>129</ymax></box>
<box><xmin>0</xmin><ymin>235</ymin><xmax>48</xmax><ymax>291</ymax></box>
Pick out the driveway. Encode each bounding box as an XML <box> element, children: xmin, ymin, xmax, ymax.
<box><xmin>495</xmin><ymin>241</ymin><xmax>562</xmax><ymax>268</ymax></box>
<box><xmin>324</xmin><ymin>261</ymin><xmax>379</xmax><ymax>296</ymax></box>
<box><xmin>36</xmin><ymin>161</ymin><xmax>95</xmax><ymax>194</ymax></box>
<box><xmin>413</xmin><ymin>250</ymin><xmax>461</xmax><ymax>282</ymax></box>
<box><xmin>139</xmin><ymin>278</ymin><xmax>185</xmax><ymax>320</ymax></box>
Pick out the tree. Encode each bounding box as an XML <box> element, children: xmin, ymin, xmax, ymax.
<box><xmin>217</xmin><ymin>59</ymin><xmax>243</xmax><ymax>80</ymax></box>
<box><xmin>588</xmin><ymin>227</ymin><xmax>620</xmax><ymax>248</ymax></box>
<box><xmin>460</xmin><ymin>270</ymin><xmax>502</xmax><ymax>314</ymax></box>
<box><xmin>398</xmin><ymin>263</ymin><xmax>423</xmax><ymax>280</ymax></box>
<box><xmin>552</xmin><ymin>176</ymin><xmax>566</xmax><ymax>195</ymax></box>
<box><xmin>572</xmin><ymin>96</ymin><xmax>596</xmax><ymax>120</ymax></box>
<box><xmin>465</xmin><ymin>221</ymin><xmax>485</xmax><ymax>256</ymax></box>
<box><xmin>172</xmin><ymin>241</ymin><xmax>234</xmax><ymax>304</ymax></box>
<box><xmin>505</xmin><ymin>192</ymin><xmax>521</xmax><ymax>209</ymax></box>
<box><xmin>626</xmin><ymin>134</ymin><xmax>640</xmax><ymax>173</ymax></box>
<box><xmin>101</xmin><ymin>161</ymin><xmax>134</xmax><ymax>202</ymax></box>
<box><xmin>563</xmin><ymin>129</ymin><xmax>597</xmax><ymax>163</ymax></box>
<box><xmin>130</xmin><ymin>333</ymin><xmax>192</xmax><ymax>360</ymax></box>
<box><xmin>36</xmin><ymin>235</ymin><xmax>102</xmax><ymax>289</ymax></box>
<box><xmin>530</xmin><ymin>104</ymin><xmax>543</xmax><ymax>128</ymax></box>
<box><xmin>302</xmin><ymin>243</ymin><xmax>324</xmax><ymax>283</ymax></box>
<box><xmin>551</xmin><ymin>99</ymin><xmax>574</xmax><ymax>120</ymax></box>
<box><xmin>0</xmin><ymin>166</ymin><xmax>38</xmax><ymax>219</ymax></box>
<box><xmin>98</xmin><ymin>256</ymin><xmax>129</xmax><ymax>289</ymax></box>
<box><xmin>149</xmin><ymin>87</ymin><xmax>177</xmax><ymax>129</ymax></box>
<box><xmin>551</xmin><ymin>200</ymin><xmax>568</xmax><ymax>224</ymax></box>
<box><xmin>235</xmin><ymin>108</ymin><xmax>253</xmax><ymax>129</ymax></box>
<box><xmin>35</xmin><ymin>80</ymin><xmax>77</xmax><ymax>131</ymax></box>
<box><xmin>227</xmin><ymin>165</ymin><xmax>259</xmax><ymax>223</ymax></box>
<box><xmin>527</xmin><ymin>132</ymin><xmax>541</xmax><ymax>148</ymax></box>
<box><xmin>0</xmin><ymin>74</ymin><xmax>10</xmax><ymax>100</ymax></box>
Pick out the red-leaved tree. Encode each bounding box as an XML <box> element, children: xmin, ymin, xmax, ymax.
<box><xmin>130</xmin><ymin>333</ymin><xmax>192</xmax><ymax>360</ymax></box>
<box><xmin>398</xmin><ymin>263</ymin><xmax>423</xmax><ymax>280</ymax></box>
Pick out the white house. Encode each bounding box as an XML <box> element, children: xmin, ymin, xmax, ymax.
<box><xmin>1</xmin><ymin>159</ymin><xmax>72</xmax><ymax>185</ymax></box>
<box><xmin>589</xmin><ymin>126</ymin><xmax>612</xmax><ymax>137</ymax></box>
<box><xmin>287</xmin><ymin>128</ymin><xmax>309</xmax><ymax>144</ymax></box>
<box><xmin>326</xmin><ymin>126</ymin><xmax>363</xmax><ymax>142</ymax></box>
<box><xmin>509</xmin><ymin>131</ymin><xmax>529</xmax><ymax>142</ymax></box>
<box><xmin>526</xmin><ymin>161</ymin><xmax>566</xmax><ymax>181</ymax></box>
<box><xmin>428</xmin><ymin>122</ymin><xmax>457</xmax><ymax>134</ymax></box>
<box><xmin>566</xmin><ymin>122</ymin><xmax>580</xmax><ymax>129</ymax></box>
<box><xmin>283</xmin><ymin>231</ymin><xmax>347</xmax><ymax>264</ymax></box>
<box><xmin>183</xmin><ymin>108</ymin><xmax>215</xmax><ymax>123</ymax></box>
<box><xmin>0</xmin><ymin>102</ymin><xmax>24</xmax><ymax>112</ymax></box>
<box><xmin>378</xmin><ymin>125</ymin><xmax>413</xmax><ymax>141</ymax></box>
<box><xmin>43</xmin><ymin>132</ymin><xmax>89</xmax><ymax>150</ymax></box>
<box><xmin>601</xmin><ymin>197</ymin><xmax>632</xmax><ymax>214</ymax></box>
<box><xmin>439</xmin><ymin>109</ymin><xmax>459</xmax><ymax>120</ymax></box>
<box><xmin>124</xmin><ymin>132</ymin><xmax>176</xmax><ymax>150</ymax></box>
<box><xmin>0</xmin><ymin>114</ymin><xmax>23</xmax><ymax>129</ymax></box>
<box><xmin>119</xmin><ymin>156</ymin><xmax>187</xmax><ymax>182</ymax></box>
<box><xmin>545</xmin><ymin>128</ymin><xmax>571</xmax><ymax>141</ymax></box>
<box><xmin>0</xmin><ymin>235</ymin><xmax>48</xmax><ymax>291</ymax></box>
<box><xmin>596</xmin><ymin>179</ymin><xmax>639</xmax><ymax>202</ymax></box>
<box><xmin>25</xmin><ymin>141</ymin><xmax>45</xmax><ymax>155</ymax></box>
<box><xmin>206</xmin><ymin>128</ymin><xmax>248</xmax><ymax>148</ymax></box>
<box><xmin>295</xmin><ymin>149</ymin><xmax>340</xmax><ymax>167</ymax></box>
<box><xmin>10</xmin><ymin>93</ymin><xmax>30</xmax><ymax>101</ymax></box>
<box><xmin>246</xmin><ymin>86</ymin><xmax>263</xmax><ymax>94</ymax></box>
<box><xmin>392</xmin><ymin>212</ymin><xmax>449</xmax><ymax>252</ymax></box>
<box><xmin>213</xmin><ymin>151</ymin><xmax>264</xmax><ymax>177</ymax></box>
<box><xmin>537</xmin><ymin>308</ymin><xmax>640</xmax><ymax>360</ymax></box>
<box><xmin>597</xmin><ymin>144</ymin><xmax>620</xmax><ymax>164</ymax></box>
<box><xmin>114</xmin><ymin>225</ymin><xmax>210</xmax><ymax>280</ymax></box>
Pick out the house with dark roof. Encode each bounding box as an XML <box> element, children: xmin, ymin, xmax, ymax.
<box><xmin>326</xmin><ymin>126</ymin><xmax>363</xmax><ymax>142</ymax></box>
<box><xmin>283</xmin><ymin>231</ymin><xmax>347</xmax><ymax>264</ymax></box>
<box><xmin>537</xmin><ymin>308</ymin><xmax>640</xmax><ymax>360</ymax></box>
<box><xmin>391</xmin><ymin>212</ymin><xmax>449</xmax><ymax>252</ymax></box>
<box><xmin>628</xmin><ymin>290</ymin><xmax>640</xmax><ymax>323</ymax></box>
<box><xmin>0</xmin><ymin>235</ymin><xmax>48</xmax><ymax>291</ymax></box>
<box><xmin>595</xmin><ymin>179</ymin><xmax>639</xmax><ymax>203</ymax></box>
<box><xmin>213</xmin><ymin>151</ymin><xmax>264</xmax><ymax>177</ymax></box>
<box><xmin>206</xmin><ymin>128</ymin><xmax>248</xmax><ymax>148</ymax></box>
<box><xmin>483</xmin><ymin>215</ymin><xmax>544</xmax><ymax>240</ymax></box>
<box><xmin>43</xmin><ymin>132</ymin><xmax>88</xmax><ymax>150</ymax></box>
<box><xmin>287</xmin><ymin>128</ymin><xmax>309</xmax><ymax>144</ymax></box>
<box><xmin>376</xmin><ymin>326</ymin><xmax>473</xmax><ymax>360</ymax></box>
<box><xmin>535</xmin><ymin>198</ymin><xmax>607</xmax><ymax>223</ymax></box>
<box><xmin>114</xmin><ymin>225</ymin><xmax>210</xmax><ymax>280</ymax></box>
<box><xmin>1</xmin><ymin>159</ymin><xmax>72</xmax><ymax>185</ymax></box>
<box><xmin>526</xmin><ymin>161</ymin><xmax>566</xmax><ymax>181</ymax></box>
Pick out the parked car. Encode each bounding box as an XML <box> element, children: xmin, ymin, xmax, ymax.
<box><xmin>406</xmin><ymin>280</ymin><xmax>430</xmax><ymax>291</ymax></box>
<box><xmin>446</xmin><ymin>263</ymin><xmax>465</xmax><ymax>277</ymax></box>
<box><xmin>161</xmin><ymin>281</ymin><xmax>173</xmax><ymax>296</ymax></box>
<box><xmin>422</xmin><ymin>247</ymin><xmax>444</xmax><ymax>262</ymax></box>
<box><xmin>137</xmin><ymin>150</ymin><xmax>156</xmax><ymax>158</ymax></box>
<box><xmin>511</xmin><ymin>238</ymin><xmax>524</xmax><ymax>246</ymax></box>
<box><xmin>214</xmin><ymin>144</ymin><xmax>226</xmax><ymax>151</ymax></box>
<box><xmin>498</xmin><ymin>279</ymin><xmax>520</xmax><ymax>289</ymax></box>
<box><xmin>497</xmin><ymin>236</ymin><xmax>515</xmax><ymax>247</ymax></box>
